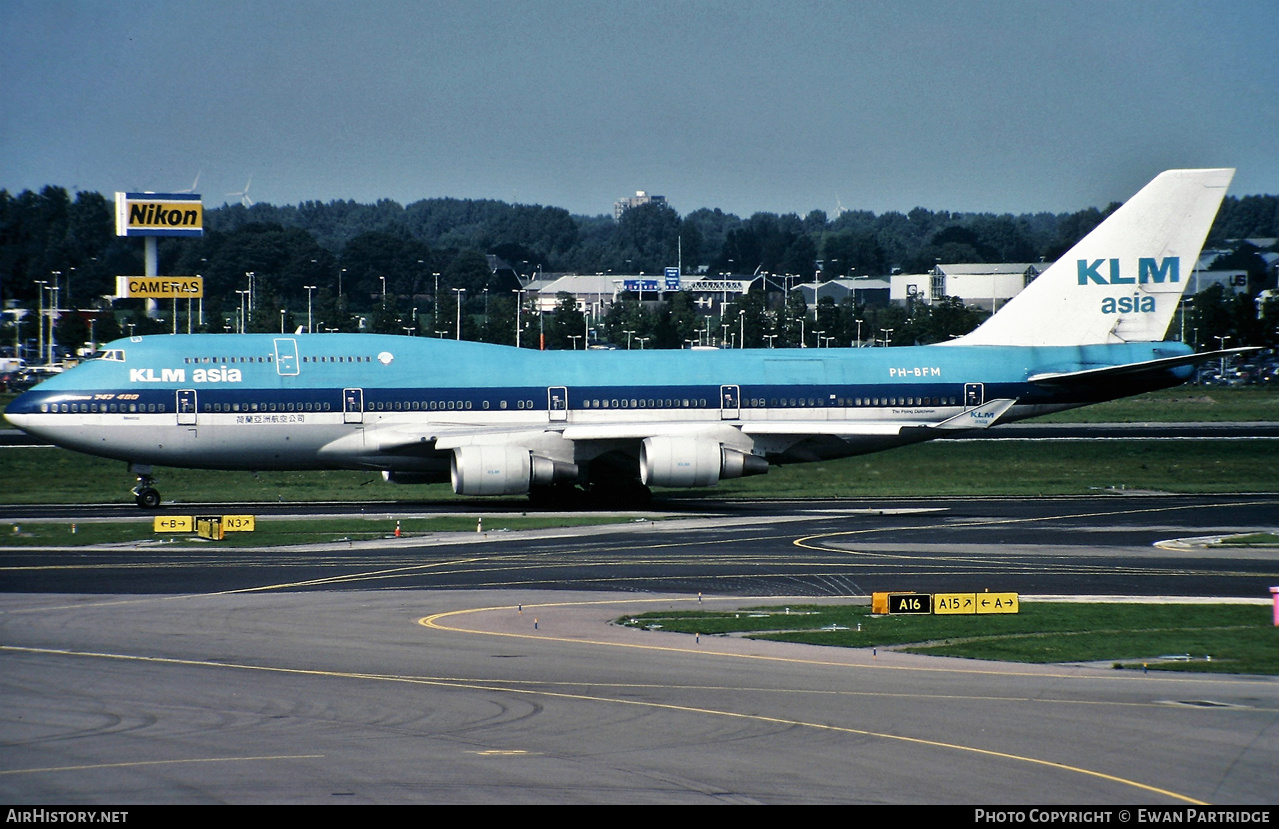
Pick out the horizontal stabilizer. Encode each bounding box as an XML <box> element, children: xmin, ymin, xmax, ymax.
<box><xmin>929</xmin><ymin>398</ymin><xmax>1017</xmax><ymax>430</ymax></box>
<box><xmin>1027</xmin><ymin>347</ymin><xmax>1260</xmax><ymax>386</ymax></box>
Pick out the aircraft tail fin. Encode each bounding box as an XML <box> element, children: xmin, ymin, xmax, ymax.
<box><xmin>949</xmin><ymin>168</ymin><xmax>1234</xmax><ymax>347</ymax></box>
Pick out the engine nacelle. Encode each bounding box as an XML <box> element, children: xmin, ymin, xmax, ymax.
<box><xmin>640</xmin><ymin>436</ymin><xmax>768</xmax><ymax>488</ymax></box>
<box><xmin>450</xmin><ymin>446</ymin><xmax>578</xmax><ymax>496</ymax></box>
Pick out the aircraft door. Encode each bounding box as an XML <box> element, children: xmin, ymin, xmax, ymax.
<box><xmin>274</xmin><ymin>338</ymin><xmax>300</xmax><ymax>376</ymax></box>
<box><xmin>176</xmin><ymin>389</ymin><xmax>197</xmax><ymax>425</ymax></box>
<box><xmin>343</xmin><ymin>388</ymin><xmax>364</xmax><ymax>424</ymax></box>
<box><xmin>720</xmin><ymin>385</ymin><xmax>740</xmax><ymax>419</ymax></box>
<box><xmin>964</xmin><ymin>383</ymin><xmax>985</xmax><ymax>408</ymax></box>
<box><xmin>548</xmin><ymin>386</ymin><xmax>568</xmax><ymax>422</ymax></box>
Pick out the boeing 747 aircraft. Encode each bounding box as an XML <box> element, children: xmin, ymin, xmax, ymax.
<box><xmin>5</xmin><ymin>169</ymin><xmax>1247</xmax><ymax>507</ymax></box>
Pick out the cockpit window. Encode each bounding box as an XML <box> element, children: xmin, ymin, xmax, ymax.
<box><xmin>88</xmin><ymin>349</ymin><xmax>126</xmax><ymax>362</ymax></box>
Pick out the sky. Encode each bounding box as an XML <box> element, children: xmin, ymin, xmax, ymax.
<box><xmin>2</xmin><ymin>0</ymin><xmax>1276</xmax><ymax>219</ymax></box>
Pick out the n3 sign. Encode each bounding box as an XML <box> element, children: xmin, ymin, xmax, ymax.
<box><xmin>221</xmin><ymin>515</ymin><xmax>256</xmax><ymax>532</ymax></box>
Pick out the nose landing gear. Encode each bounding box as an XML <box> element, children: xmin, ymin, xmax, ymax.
<box><xmin>129</xmin><ymin>463</ymin><xmax>161</xmax><ymax>509</ymax></box>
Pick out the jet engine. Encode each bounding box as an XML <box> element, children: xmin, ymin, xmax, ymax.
<box><xmin>450</xmin><ymin>445</ymin><xmax>577</xmax><ymax>495</ymax></box>
<box><xmin>639</xmin><ymin>436</ymin><xmax>768</xmax><ymax>488</ymax></box>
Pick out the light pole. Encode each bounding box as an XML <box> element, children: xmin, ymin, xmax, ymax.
<box><xmin>855</xmin><ymin>318</ymin><xmax>863</xmax><ymax>347</ymax></box>
<box><xmin>433</xmin><ymin>273</ymin><xmax>441</xmax><ymax>332</ymax></box>
<box><xmin>34</xmin><ymin>280</ymin><xmax>46</xmax><ymax>364</ymax></box>
<box><xmin>304</xmin><ymin>285</ymin><xmax>316</xmax><ymax>333</ymax></box>
<box><xmin>513</xmin><ymin>289</ymin><xmax>526</xmax><ymax>348</ymax></box>
<box><xmin>739</xmin><ymin>309</ymin><xmax>746</xmax><ymax>349</ymax></box>
<box><xmin>280</xmin><ymin>309</ymin><xmax>286</xmax><ymax>334</ymax></box>
<box><xmin>452</xmin><ymin>288</ymin><xmax>465</xmax><ymax>340</ymax></box>
<box><xmin>46</xmin><ymin>284</ymin><xmax>59</xmax><ymax>363</ymax></box>
<box><xmin>568</xmin><ymin>334</ymin><xmax>582</xmax><ymax>350</ymax></box>
<box><xmin>236</xmin><ymin>290</ymin><xmax>249</xmax><ymax>333</ymax></box>
<box><xmin>622</xmin><ymin>329</ymin><xmax>635</xmax><ymax>349</ymax></box>
<box><xmin>379</xmin><ymin>276</ymin><xmax>387</xmax><ymax>305</ymax></box>
<box><xmin>1215</xmin><ymin>335</ymin><xmax>1232</xmax><ymax>379</ymax></box>
<box><xmin>50</xmin><ymin>271</ymin><xmax>61</xmax><ymax>345</ymax></box>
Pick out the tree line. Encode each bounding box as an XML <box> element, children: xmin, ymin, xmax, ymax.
<box><xmin>2</xmin><ymin>184</ymin><xmax>1276</xmax><ymax>354</ymax></box>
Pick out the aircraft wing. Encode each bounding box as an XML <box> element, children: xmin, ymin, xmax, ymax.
<box><xmin>1026</xmin><ymin>347</ymin><xmax>1260</xmax><ymax>386</ymax></box>
<box><xmin>364</xmin><ymin>424</ymin><xmax>551</xmax><ymax>453</ymax></box>
<box><xmin>741</xmin><ymin>398</ymin><xmax>1017</xmax><ymax>436</ymax></box>
<box><xmin>361</xmin><ymin>398</ymin><xmax>1018</xmax><ymax>455</ymax></box>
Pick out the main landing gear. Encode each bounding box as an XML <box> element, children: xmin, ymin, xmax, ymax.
<box><xmin>130</xmin><ymin>463</ymin><xmax>161</xmax><ymax>509</ymax></box>
<box><xmin>528</xmin><ymin>480</ymin><xmax>653</xmax><ymax>509</ymax></box>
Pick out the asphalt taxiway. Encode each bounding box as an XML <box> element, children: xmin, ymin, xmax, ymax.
<box><xmin>1</xmin><ymin>494</ymin><xmax>1276</xmax><ymax>804</ymax></box>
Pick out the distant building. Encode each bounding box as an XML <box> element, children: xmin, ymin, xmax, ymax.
<box><xmin>795</xmin><ymin>277</ymin><xmax>891</xmax><ymax>308</ymax></box>
<box><xmin>891</xmin><ymin>263</ymin><xmax>1049</xmax><ymax>312</ymax></box>
<box><xmin>614</xmin><ymin>190</ymin><xmax>667</xmax><ymax>221</ymax></box>
<box><xmin>681</xmin><ymin>275</ymin><xmax>760</xmax><ymax>314</ymax></box>
<box><xmin>1188</xmin><ymin>270</ymin><xmax>1251</xmax><ymax>294</ymax></box>
<box><xmin>525</xmin><ymin>274</ymin><xmax>627</xmax><ymax>316</ymax></box>
<box><xmin>523</xmin><ymin>272</ymin><xmax>761</xmax><ymax>317</ymax></box>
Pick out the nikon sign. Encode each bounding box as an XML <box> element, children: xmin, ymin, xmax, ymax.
<box><xmin>116</xmin><ymin>276</ymin><xmax>203</xmax><ymax>299</ymax></box>
<box><xmin>115</xmin><ymin>192</ymin><xmax>203</xmax><ymax>237</ymax></box>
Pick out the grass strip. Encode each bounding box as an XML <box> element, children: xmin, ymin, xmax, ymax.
<box><xmin>618</xmin><ymin>603</ymin><xmax>1279</xmax><ymax>675</ymax></box>
<box><xmin>2</xmin><ymin>438</ymin><xmax>1277</xmax><ymax>505</ymax></box>
<box><xmin>0</xmin><ymin>515</ymin><xmax>644</xmax><ymax>547</ymax></box>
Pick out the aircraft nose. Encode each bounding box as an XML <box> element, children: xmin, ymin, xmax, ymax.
<box><xmin>4</xmin><ymin>389</ymin><xmax>46</xmax><ymax>435</ymax></box>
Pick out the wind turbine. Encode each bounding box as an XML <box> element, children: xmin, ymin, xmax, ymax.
<box><xmin>227</xmin><ymin>176</ymin><xmax>253</xmax><ymax>207</ymax></box>
<box><xmin>834</xmin><ymin>194</ymin><xmax>846</xmax><ymax>219</ymax></box>
<box><xmin>177</xmin><ymin>170</ymin><xmax>201</xmax><ymax>194</ymax></box>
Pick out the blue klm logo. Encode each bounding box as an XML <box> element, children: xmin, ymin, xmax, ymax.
<box><xmin>1077</xmin><ymin>257</ymin><xmax>1179</xmax><ymax>314</ymax></box>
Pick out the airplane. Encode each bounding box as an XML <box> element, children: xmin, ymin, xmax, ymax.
<box><xmin>4</xmin><ymin>168</ymin><xmax>1252</xmax><ymax>508</ymax></box>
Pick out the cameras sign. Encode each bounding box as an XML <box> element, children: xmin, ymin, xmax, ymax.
<box><xmin>115</xmin><ymin>192</ymin><xmax>203</xmax><ymax>237</ymax></box>
<box><xmin>116</xmin><ymin>276</ymin><xmax>203</xmax><ymax>299</ymax></box>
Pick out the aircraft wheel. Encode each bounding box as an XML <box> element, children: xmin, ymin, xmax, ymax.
<box><xmin>586</xmin><ymin>481</ymin><xmax>652</xmax><ymax>508</ymax></box>
<box><xmin>135</xmin><ymin>488</ymin><xmax>161</xmax><ymax>509</ymax></box>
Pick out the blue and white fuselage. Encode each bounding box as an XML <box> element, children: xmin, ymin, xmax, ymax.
<box><xmin>1</xmin><ymin>335</ymin><xmax>1196</xmax><ymax>486</ymax></box>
